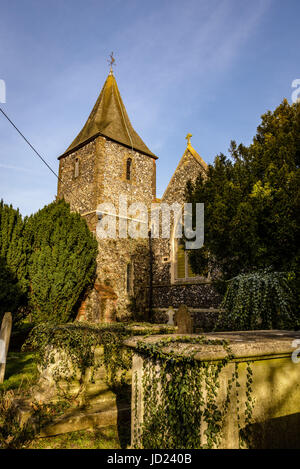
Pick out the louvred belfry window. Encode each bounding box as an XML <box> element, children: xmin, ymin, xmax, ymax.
<box><xmin>126</xmin><ymin>263</ymin><xmax>133</xmax><ymax>294</ymax></box>
<box><xmin>176</xmin><ymin>243</ymin><xmax>185</xmax><ymax>279</ymax></box>
<box><xmin>176</xmin><ymin>240</ymin><xmax>197</xmax><ymax>280</ymax></box>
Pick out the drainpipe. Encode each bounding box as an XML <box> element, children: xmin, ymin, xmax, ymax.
<box><xmin>148</xmin><ymin>229</ymin><xmax>153</xmax><ymax>321</ymax></box>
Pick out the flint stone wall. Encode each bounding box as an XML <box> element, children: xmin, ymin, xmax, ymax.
<box><xmin>58</xmin><ymin>136</ymin><xmax>156</xmax><ymax>321</ymax></box>
<box><xmin>58</xmin><ymin>137</ymin><xmax>220</xmax><ymax>322</ymax></box>
<box><xmin>151</xmin><ymin>148</ymin><xmax>220</xmax><ymax>316</ymax></box>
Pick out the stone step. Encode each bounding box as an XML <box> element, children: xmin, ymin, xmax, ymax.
<box><xmin>39</xmin><ymin>400</ymin><xmax>130</xmax><ymax>437</ymax></box>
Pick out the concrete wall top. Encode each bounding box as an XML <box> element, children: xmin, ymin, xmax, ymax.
<box><xmin>125</xmin><ymin>330</ymin><xmax>300</xmax><ymax>362</ymax></box>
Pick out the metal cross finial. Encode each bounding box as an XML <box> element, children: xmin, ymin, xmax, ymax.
<box><xmin>186</xmin><ymin>133</ymin><xmax>192</xmax><ymax>146</ymax></box>
<box><xmin>108</xmin><ymin>52</ymin><xmax>116</xmax><ymax>74</ymax></box>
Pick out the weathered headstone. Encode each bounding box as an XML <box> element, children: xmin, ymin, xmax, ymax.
<box><xmin>0</xmin><ymin>312</ymin><xmax>12</xmax><ymax>383</ymax></box>
<box><xmin>175</xmin><ymin>305</ymin><xmax>193</xmax><ymax>334</ymax></box>
<box><xmin>166</xmin><ymin>306</ymin><xmax>175</xmax><ymax>325</ymax></box>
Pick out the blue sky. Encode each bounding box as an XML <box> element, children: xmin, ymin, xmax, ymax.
<box><xmin>0</xmin><ymin>0</ymin><xmax>299</xmax><ymax>216</ymax></box>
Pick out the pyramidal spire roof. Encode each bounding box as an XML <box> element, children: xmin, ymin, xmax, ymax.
<box><xmin>59</xmin><ymin>71</ymin><xmax>157</xmax><ymax>159</ymax></box>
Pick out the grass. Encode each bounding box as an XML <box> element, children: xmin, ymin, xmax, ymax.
<box><xmin>0</xmin><ymin>351</ymin><xmax>37</xmax><ymax>392</ymax></box>
<box><xmin>29</xmin><ymin>425</ymin><xmax>129</xmax><ymax>449</ymax></box>
<box><xmin>0</xmin><ymin>351</ymin><xmax>131</xmax><ymax>449</ymax></box>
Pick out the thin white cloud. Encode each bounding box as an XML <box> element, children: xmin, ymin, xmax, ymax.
<box><xmin>0</xmin><ymin>163</ymin><xmax>33</xmax><ymax>173</ymax></box>
<box><xmin>0</xmin><ymin>0</ymin><xmax>274</xmax><ymax>215</ymax></box>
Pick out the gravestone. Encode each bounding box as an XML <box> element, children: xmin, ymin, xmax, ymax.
<box><xmin>166</xmin><ymin>307</ymin><xmax>175</xmax><ymax>325</ymax></box>
<box><xmin>175</xmin><ymin>305</ymin><xmax>193</xmax><ymax>334</ymax></box>
<box><xmin>0</xmin><ymin>312</ymin><xmax>12</xmax><ymax>383</ymax></box>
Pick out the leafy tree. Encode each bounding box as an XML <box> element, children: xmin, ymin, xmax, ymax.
<box><xmin>187</xmin><ymin>100</ymin><xmax>300</xmax><ymax>282</ymax></box>
<box><xmin>25</xmin><ymin>199</ymin><xmax>98</xmax><ymax>323</ymax></box>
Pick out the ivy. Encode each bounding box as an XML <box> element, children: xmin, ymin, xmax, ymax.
<box><xmin>134</xmin><ymin>336</ymin><xmax>255</xmax><ymax>449</ymax></box>
<box><xmin>217</xmin><ymin>270</ymin><xmax>296</xmax><ymax>331</ymax></box>
<box><xmin>0</xmin><ymin>389</ymin><xmax>70</xmax><ymax>449</ymax></box>
<box><xmin>23</xmin><ymin>322</ymin><xmax>174</xmax><ymax>400</ymax></box>
<box><xmin>239</xmin><ymin>362</ymin><xmax>256</xmax><ymax>447</ymax></box>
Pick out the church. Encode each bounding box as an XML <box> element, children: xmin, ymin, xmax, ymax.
<box><xmin>57</xmin><ymin>65</ymin><xmax>220</xmax><ymax>329</ymax></box>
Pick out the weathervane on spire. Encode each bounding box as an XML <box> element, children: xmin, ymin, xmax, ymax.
<box><xmin>185</xmin><ymin>133</ymin><xmax>192</xmax><ymax>146</ymax></box>
<box><xmin>108</xmin><ymin>52</ymin><xmax>116</xmax><ymax>74</ymax></box>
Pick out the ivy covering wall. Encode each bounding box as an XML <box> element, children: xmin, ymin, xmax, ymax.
<box><xmin>133</xmin><ymin>336</ymin><xmax>255</xmax><ymax>449</ymax></box>
<box><xmin>24</xmin><ymin>322</ymin><xmax>175</xmax><ymax>395</ymax></box>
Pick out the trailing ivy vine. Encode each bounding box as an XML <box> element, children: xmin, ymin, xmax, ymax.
<box><xmin>217</xmin><ymin>270</ymin><xmax>296</xmax><ymax>331</ymax></box>
<box><xmin>133</xmin><ymin>336</ymin><xmax>255</xmax><ymax>449</ymax></box>
<box><xmin>0</xmin><ymin>389</ymin><xmax>70</xmax><ymax>449</ymax></box>
<box><xmin>23</xmin><ymin>322</ymin><xmax>174</xmax><ymax>400</ymax></box>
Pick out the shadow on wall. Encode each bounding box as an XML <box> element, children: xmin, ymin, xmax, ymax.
<box><xmin>249</xmin><ymin>355</ymin><xmax>300</xmax><ymax>449</ymax></box>
<box><xmin>247</xmin><ymin>412</ymin><xmax>300</xmax><ymax>449</ymax></box>
<box><xmin>115</xmin><ymin>384</ymin><xmax>131</xmax><ymax>449</ymax></box>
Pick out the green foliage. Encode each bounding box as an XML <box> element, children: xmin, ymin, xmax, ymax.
<box><xmin>0</xmin><ymin>198</ymin><xmax>98</xmax><ymax>324</ymax></box>
<box><xmin>29</xmin><ymin>426</ymin><xmax>129</xmax><ymax>449</ymax></box>
<box><xmin>0</xmin><ymin>389</ymin><xmax>35</xmax><ymax>449</ymax></box>
<box><xmin>0</xmin><ymin>201</ymin><xmax>27</xmax><ymax>320</ymax></box>
<box><xmin>217</xmin><ymin>270</ymin><xmax>296</xmax><ymax>330</ymax></box>
<box><xmin>133</xmin><ymin>336</ymin><xmax>254</xmax><ymax>449</ymax></box>
<box><xmin>187</xmin><ymin>100</ymin><xmax>300</xmax><ymax>282</ymax></box>
<box><xmin>9</xmin><ymin>322</ymin><xmax>34</xmax><ymax>352</ymax></box>
<box><xmin>23</xmin><ymin>322</ymin><xmax>174</xmax><ymax>397</ymax></box>
<box><xmin>25</xmin><ymin>199</ymin><xmax>98</xmax><ymax>323</ymax></box>
<box><xmin>0</xmin><ymin>200</ymin><xmax>27</xmax><ymax>287</ymax></box>
<box><xmin>0</xmin><ymin>258</ymin><xmax>24</xmax><ymax>321</ymax></box>
<box><xmin>4</xmin><ymin>323</ymin><xmax>171</xmax><ymax>448</ymax></box>
<box><xmin>0</xmin><ymin>389</ymin><xmax>69</xmax><ymax>449</ymax></box>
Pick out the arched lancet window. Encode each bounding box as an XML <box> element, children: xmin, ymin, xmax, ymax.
<box><xmin>175</xmin><ymin>240</ymin><xmax>197</xmax><ymax>280</ymax></box>
<box><xmin>172</xmin><ymin>214</ymin><xmax>207</xmax><ymax>282</ymax></box>
<box><xmin>74</xmin><ymin>158</ymin><xmax>79</xmax><ymax>178</ymax></box>
<box><xmin>126</xmin><ymin>158</ymin><xmax>132</xmax><ymax>181</ymax></box>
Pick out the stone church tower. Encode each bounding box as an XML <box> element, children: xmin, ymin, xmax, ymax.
<box><xmin>57</xmin><ymin>68</ymin><xmax>157</xmax><ymax>322</ymax></box>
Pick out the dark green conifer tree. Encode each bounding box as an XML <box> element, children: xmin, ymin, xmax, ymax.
<box><xmin>26</xmin><ymin>199</ymin><xmax>98</xmax><ymax>323</ymax></box>
<box><xmin>0</xmin><ymin>200</ymin><xmax>27</xmax><ymax>320</ymax></box>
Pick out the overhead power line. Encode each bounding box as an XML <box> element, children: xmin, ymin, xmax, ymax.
<box><xmin>0</xmin><ymin>106</ymin><xmax>86</xmax><ymax>211</ymax></box>
<box><xmin>0</xmin><ymin>106</ymin><xmax>60</xmax><ymax>181</ymax></box>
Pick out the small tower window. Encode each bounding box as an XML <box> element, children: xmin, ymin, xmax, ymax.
<box><xmin>126</xmin><ymin>262</ymin><xmax>133</xmax><ymax>294</ymax></box>
<box><xmin>74</xmin><ymin>158</ymin><xmax>79</xmax><ymax>178</ymax></box>
<box><xmin>126</xmin><ymin>158</ymin><xmax>132</xmax><ymax>181</ymax></box>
